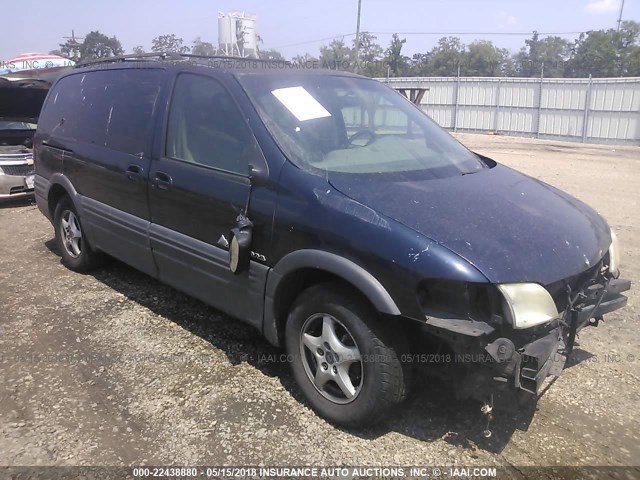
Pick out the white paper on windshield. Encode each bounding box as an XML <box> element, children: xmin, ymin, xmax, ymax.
<box><xmin>272</xmin><ymin>86</ymin><xmax>332</xmax><ymax>122</ymax></box>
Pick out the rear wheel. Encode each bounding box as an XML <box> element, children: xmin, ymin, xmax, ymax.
<box><xmin>285</xmin><ymin>283</ymin><xmax>410</xmax><ymax>427</ymax></box>
<box><xmin>54</xmin><ymin>197</ymin><xmax>103</xmax><ymax>272</ymax></box>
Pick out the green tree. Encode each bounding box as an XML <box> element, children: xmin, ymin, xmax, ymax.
<box><xmin>569</xmin><ymin>30</ymin><xmax>618</xmax><ymax>77</ymax></box>
<box><xmin>292</xmin><ymin>53</ymin><xmax>318</xmax><ymax>63</ymax></box>
<box><xmin>58</xmin><ymin>38</ymin><xmax>82</xmax><ymax>62</ymax></box>
<box><xmin>516</xmin><ymin>32</ymin><xmax>542</xmax><ymax>77</ymax></box>
<box><xmin>425</xmin><ymin>36</ymin><xmax>466</xmax><ymax>76</ymax></box>
<box><xmin>628</xmin><ymin>46</ymin><xmax>640</xmax><ymax>76</ymax></box>
<box><xmin>353</xmin><ymin>32</ymin><xmax>385</xmax><ymax>77</ymax></box>
<box><xmin>386</xmin><ymin>33</ymin><xmax>409</xmax><ymax>77</ymax></box>
<box><xmin>538</xmin><ymin>36</ymin><xmax>572</xmax><ymax>77</ymax></box>
<box><xmin>501</xmin><ymin>55</ymin><xmax>518</xmax><ymax>77</ymax></box>
<box><xmin>568</xmin><ymin>21</ymin><xmax>640</xmax><ymax>77</ymax></box>
<box><xmin>59</xmin><ymin>31</ymin><xmax>123</xmax><ymax>63</ymax></box>
<box><xmin>292</xmin><ymin>53</ymin><xmax>320</xmax><ymax>69</ymax></box>
<box><xmin>409</xmin><ymin>53</ymin><xmax>430</xmax><ymax>76</ymax></box>
<box><xmin>616</xmin><ymin>21</ymin><xmax>640</xmax><ymax>76</ymax></box>
<box><xmin>151</xmin><ymin>34</ymin><xmax>190</xmax><ymax>54</ymax></box>
<box><xmin>463</xmin><ymin>40</ymin><xmax>511</xmax><ymax>76</ymax></box>
<box><xmin>132</xmin><ymin>45</ymin><xmax>146</xmax><ymax>55</ymax></box>
<box><xmin>258</xmin><ymin>49</ymin><xmax>285</xmax><ymax>61</ymax></box>
<box><xmin>192</xmin><ymin>37</ymin><xmax>216</xmax><ymax>56</ymax></box>
<box><xmin>516</xmin><ymin>33</ymin><xmax>572</xmax><ymax>77</ymax></box>
<box><xmin>319</xmin><ymin>39</ymin><xmax>353</xmax><ymax>71</ymax></box>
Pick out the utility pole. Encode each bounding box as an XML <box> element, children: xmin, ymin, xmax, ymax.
<box><xmin>62</xmin><ymin>30</ymin><xmax>84</xmax><ymax>44</ymax></box>
<box><xmin>60</xmin><ymin>30</ymin><xmax>84</xmax><ymax>62</ymax></box>
<box><xmin>354</xmin><ymin>0</ymin><xmax>363</xmax><ymax>73</ymax></box>
<box><xmin>617</xmin><ymin>0</ymin><xmax>625</xmax><ymax>30</ymax></box>
<box><xmin>61</xmin><ymin>30</ymin><xmax>84</xmax><ymax>62</ymax></box>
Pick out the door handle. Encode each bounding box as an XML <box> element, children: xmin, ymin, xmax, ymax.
<box><xmin>126</xmin><ymin>164</ymin><xmax>144</xmax><ymax>182</ymax></box>
<box><xmin>152</xmin><ymin>172</ymin><xmax>173</xmax><ymax>190</ymax></box>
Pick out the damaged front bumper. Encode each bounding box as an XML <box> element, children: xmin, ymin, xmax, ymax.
<box><xmin>423</xmin><ymin>277</ymin><xmax>631</xmax><ymax>400</ymax></box>
<box><xmin>563</xmin><ymin>277</ymin><xmax>631</xmax><ymax>353</ymax></box>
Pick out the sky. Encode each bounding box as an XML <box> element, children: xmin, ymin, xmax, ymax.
<box><xmin>1</xmin><ymin>0</ymin><xmax>639</xmax><ymax>61</ymax></box>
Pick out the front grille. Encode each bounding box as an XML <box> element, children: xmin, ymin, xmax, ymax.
<box><xmin>0</xmin><ymin>152</ymin><xmax>32</xmax><ymax>162</ymax></box>
<box><xmin>546</xmin><ymin>262</ymin><xmax>601</xmax><ymax>312</ymax></box>
<box><xmin>0</xmin><ymin>164</ymin><xmax>34</xmax><ymax>176</ymax></box>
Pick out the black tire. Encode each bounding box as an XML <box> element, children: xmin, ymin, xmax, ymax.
<box><xmin>285</xmin><ymin>283</ymin><xmax>410</xmax><ymax>428</ymax></box>
<box><xmin>54</xmin><ymin>196</ymin><xmax>103</xmax><ymax>272</ymax></box>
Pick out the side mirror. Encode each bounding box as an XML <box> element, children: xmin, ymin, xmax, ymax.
<box><xmin>229</xmin><ymin>216</ymin><xmax>254</xmax><ymax>274</ymax></box>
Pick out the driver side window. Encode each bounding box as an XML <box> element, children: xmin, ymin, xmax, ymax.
<box><xmin>166</xmin><ymin>74</ymin><xmax>253</xmax><ymax>175</ymax></box>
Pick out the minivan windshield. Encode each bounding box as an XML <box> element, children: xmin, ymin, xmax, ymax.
<box><xmin>238</xmin><ymin>74</ymin><xmax>487</xmax><ymax>177</ymax></box>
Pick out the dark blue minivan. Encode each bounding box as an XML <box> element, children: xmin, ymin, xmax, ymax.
<box><xmin>33</xmin><ymin>55</ymin><xmax>630</xmax><ymax>427</ymax></box>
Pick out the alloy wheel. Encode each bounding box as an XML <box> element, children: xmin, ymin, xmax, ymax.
<box><xmin>299</xmin><ymin>313</ymin><xmax>363</xmax><ymax>404</ymax></box>
<box><xmin>60</xmin><ymin>210</ymin><xmax>82</xmax><ymax>258</ymax></box>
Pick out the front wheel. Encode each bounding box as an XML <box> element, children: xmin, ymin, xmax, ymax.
<box><xmin>285</xmin><ymin>283</ymin><xmax>410</xmax><ymax>427</ymax></box>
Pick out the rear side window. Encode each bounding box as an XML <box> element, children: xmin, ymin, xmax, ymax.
<box><xmin>39</xmin><ymin>69</ymin><xmax>162</xmax><ymax>156</ymax></box>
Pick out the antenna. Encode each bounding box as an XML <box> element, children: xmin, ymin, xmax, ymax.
<box><xmin>617</xmin><ymin>0</ymin><xmax>626</xmax><ymax>30</ymax></box>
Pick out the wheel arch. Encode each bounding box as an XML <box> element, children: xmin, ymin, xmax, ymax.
<box><xmin>44</xmin><ymin>174</ymin><xmax>100</xmax><ymax>250</ymax></box>
<box><xmin>46</xmin><ymin>174</ymin><xmax>81</xmax><ymax>219</ymax></box>
<box><xmin>263</xmin><ymin>250</ymin><xmax>401</xmax><ymax>347</ymax></box>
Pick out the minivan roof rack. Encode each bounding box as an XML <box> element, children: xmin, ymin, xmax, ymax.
<box><xmin>75</xmin><ymin>53</ymin><xmax>290</xmax><ymax>68</ymax></box>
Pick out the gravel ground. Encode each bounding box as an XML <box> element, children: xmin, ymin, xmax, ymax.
<box><xmin>0</xmin><ymin>134</ymin><xmax>638</xmax><ymax>469</ymax></box>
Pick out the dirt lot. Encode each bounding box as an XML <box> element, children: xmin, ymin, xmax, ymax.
<box><xmin>0</xmin><ymin>134</ymin><xmax>638</xmax><ymax>469</ymax></box>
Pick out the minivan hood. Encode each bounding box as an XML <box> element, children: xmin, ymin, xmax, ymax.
<box><xmin>328</xmin><ymin>163</ymin><xmax>611</xmax><ymax>285</ymax></box>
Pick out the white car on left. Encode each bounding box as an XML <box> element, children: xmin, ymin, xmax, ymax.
<box><xmin>0</xmin><ymin>77</ymin><xmax>50</xmax><ymax>200</ymax></box>
<box><xmin>0</xmin><ymin>121</ymin><xmax>37</xmax><ymax>199</ymax></box>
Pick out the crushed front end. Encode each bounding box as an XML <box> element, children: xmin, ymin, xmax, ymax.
<box><xmin>416</xmin><ymin>234</ymin><xmax>631</xmax><ymax>409</ymax></box>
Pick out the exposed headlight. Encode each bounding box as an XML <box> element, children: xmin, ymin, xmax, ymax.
<box><xmin>418</xmin><ymin>280</ymin><xmax>496</xmax><ymax>322</ymax></box>
<box><xmin>497</xmin><ymin>283</ymin><xmax>558</xmax><ymax>329</ymax></box>
<box><xmin>608</xmin><ymin>229</ymin><xmax>620</xmax><ymax>275</ymax></box>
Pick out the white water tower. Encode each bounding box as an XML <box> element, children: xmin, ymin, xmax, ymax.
<box><xmin>217</xmin><ymin>11</ymin><xmax>259</xmax><ymax>57</ymax></box>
